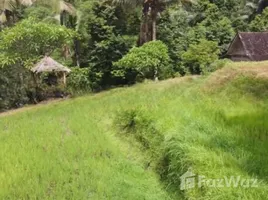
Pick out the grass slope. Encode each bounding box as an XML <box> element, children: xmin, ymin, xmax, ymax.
<box><xmin>0</xmin><ymin>98</ymin><xmax>171</xmax><ymax>199</ymax></box>
<box><xmin>1</xmin><ymin>61</ymin><xmax>268</xmax><ymax>199</ymax></box>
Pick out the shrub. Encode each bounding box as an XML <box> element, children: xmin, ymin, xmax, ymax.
<box><xmin>67</xmin><ymin>67</ymin><xmax>92</xmax><ymax>94</ymax></box>
<box><xmin>113</xmin><ymin>41</ymin><xmax>173</xmax><ymax>82</ymax></box>
<box><xmin>0</xmin><ymin>65</ymin><xmax>35</xmax><ymax>112</ymax></box>
<box><xmin>182</xmin><ymin>39</ymin><xmax>220</xmax><ymax>74</ymax></box>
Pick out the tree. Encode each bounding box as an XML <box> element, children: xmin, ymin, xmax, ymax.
<box><xmin>197</xmin><ymin>3</ymin><xmax>235</xmax><ymax>53</ymax></box>
<box><xmin>181</xmin><ymin>39</ymin><xmax>220</xmax><ymax>74</ymax></box>
<box><xmin>250</xmin><ymin>7</ymin><xmax>268</xmax><ymax>31</ymax></box>
<box><xmin>113</xmin><ymin>40</ymin><xmax>172</xmax><ymax>81</ymax></box>
<box><xmin>73</xmin><ymin>1</ymin><xmax>136</xmax><ymax>90</ymax></box>
<box><xmin>0</xmin><ymin>18</ymin><xmax>76</xmax><ymax>68</ymax></box>
<box><xmin>157</xmin><ymin>7</ymin><xmax>191</xmax><ymax>75</ymax></box>
<box><xmin>0</xmin><ymin>0</ymin><xmax>31</xmax><ymax>25</ymax></box>
<box><xmin>113</xmin><ymin>0</ymin><xmax>193</xmax><ymax>45</ymax></box>
<box><xmin>0</xmin><ymin>0</ymin><xmax>76</xmax><ymax>26</ymax></box>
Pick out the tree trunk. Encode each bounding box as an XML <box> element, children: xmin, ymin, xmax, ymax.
<box><xmin>138</xmin><ymin>0</ymin><xmax>151</xmax><ymax>46</ymax></box>
<box><xmin>154</xmin><ymin>67</ymin><xmax>159</xmax><ymax>81</ymax></box>
<box><xmin>74</xmin><ymin>39</ymin><xmax>80</xmax><ymax>67</ymax></box>
<box><xmin>152</xmin><ymin>14</ymin><xmax>157</xmax><ymax>41</ymax></box>
<box><xmin>151</xmin><ymin>0</ymin><xmax>158</xmax><ymax>41</ymax></box>
<box><xmin>139</xmin><ymin>14</ymin><xmax>149</xmax><ymax>46</ymax></box>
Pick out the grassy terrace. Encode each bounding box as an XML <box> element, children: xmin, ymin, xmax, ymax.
<box><xmin>1</xmin><ymin>61</ymin><xmax>268</xmax><ymax>199</ymax></box>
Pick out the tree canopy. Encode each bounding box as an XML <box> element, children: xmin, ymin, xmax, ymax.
<box><xmin>0</xmin><ymin>0</ymin><xmax>267</xmax><ymax>110</ymax></box>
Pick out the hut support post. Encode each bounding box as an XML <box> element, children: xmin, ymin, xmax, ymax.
<box><xmin>63</xmin><ymin>72</ymin><xmax>66</xmax><ymax>86</ymax></box>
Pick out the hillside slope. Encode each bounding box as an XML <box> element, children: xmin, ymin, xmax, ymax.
<box><xmin>1</xmin><ymin>61</ymin><xmax>268</xmax><ymax>199</ymax></box>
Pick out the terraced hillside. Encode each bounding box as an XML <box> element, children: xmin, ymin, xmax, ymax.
<box><xmin>1</xmin><ymin>61</ymin><xmax>268</xmax><ymax>199</ymax></box>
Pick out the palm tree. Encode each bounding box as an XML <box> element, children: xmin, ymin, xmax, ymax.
<box><xmin>113</xmin><ymin>0</ymin><xmax>193</xmax><ymax>45</ymax></box>
<box><xmin>0</xmin><ymin>0</ymin><xmax>32</xmax><ymax>24</ymax></box>
<box><xmin>37</xmin><ymin>0</ymin><xmax>76</xmax><ymax>24</ymax></box>
<box><xmin>0</xmin><ymin>0</ymin><xmax>76</xmax><ymax>25</ymax></box>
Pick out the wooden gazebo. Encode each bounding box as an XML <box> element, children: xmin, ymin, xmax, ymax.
<box><xmin>31</xmin><ymin>56</ymin><xmax>71</xmax><ymax>85</ymax></box>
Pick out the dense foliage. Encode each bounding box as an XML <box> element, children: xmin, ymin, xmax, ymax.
<box><xmin>2</xmin><ymin>1</ymin><xmax>268</xmax><ymax>199</ymax></box>
<box><xmin>1</xmin><ymin>0</ymin><xmax>268</xmax><ymax>110</ymax></box>
<box><xmin>0</xmin><ymin>65</ymin><xmax>34</xmax><ymax>112</ymax></box>
<box><xmin>0</xmin><ymin>18</ymin><xmax>76</xmax><ymax>68</ymax></box>
<box><xmin>181</xmin><ymin>39</ymin><xmax>220</xmax><ymax>74</ymax></box>
<box><xmin>114</xmin><ymin>41</ymin><xmax>172</xmax><ymax>81</ymax></box>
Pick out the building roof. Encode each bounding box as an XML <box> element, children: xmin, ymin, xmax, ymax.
<box><xmin>31</xmin><ymin>56</ymin><xmax>71</xmax><ymax>73</ymax></box>
<box><xmin>227</xmin><ymin>32</ymin><xmax>268</xmax><ymax>61</ymax></box>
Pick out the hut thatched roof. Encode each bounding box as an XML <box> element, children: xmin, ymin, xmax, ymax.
<box><xmin>227</xmin><ymin>32</ymin><xmax>268</xmax><ymax>61</ymax></box>
<box><xmin>31</xmin><ymin>56</ymin><xmax>71</xmax><ymax>73</ymax></box>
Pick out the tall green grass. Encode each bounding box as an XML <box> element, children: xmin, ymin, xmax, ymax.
<box><xmin>0</xmin><ymin>97</ymin><xmax>172</xmax><ymax>199</ymax></box>
<box><xmin>113</xmin><ymin>74</ymin><xmax>268</xmax><ymax>199</ymax></box>
<box><xmin>1</xmin><ymin>63</ymin><xmax>268</xmax><ymax>199</ymax></box>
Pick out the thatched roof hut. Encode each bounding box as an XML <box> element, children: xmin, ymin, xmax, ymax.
<box><xmin>31</xmin><ymin>56</ymin><xmax>71</xmax><ymax>73</ymax></box>
<box><xmin>226</xmin><ymin>32</ymin><xmax>268</xmax><ymax>61</ymax></box>
<box><xmin>31</xmin><ymin>56</ymin><xmax>71</xmax><ymax>85</ymax></box>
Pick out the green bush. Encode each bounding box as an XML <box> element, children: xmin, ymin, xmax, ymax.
<box><xmin>0</xmin><ymin>65</ymin><xmax>35</xmax><ymax>112</ymax></box>
<box><xmin>67</xmin><ymin>67</ymin><xmax>93</xmax><ymax>94</ymax></box>
<box><xmin>113</xmin><ymin>41</ymin><xmax>173</xmax><ymax>82</ymax></box>
<box><xmin>182</xmin><ymin>39</ymin><xmax>220</xmax><ymax>74</ymax></box>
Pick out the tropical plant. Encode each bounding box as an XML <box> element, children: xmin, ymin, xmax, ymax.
<box><xmin>0</xmin><ymin>18</ymin><xmax>76</xmax><ymax>68</ymax></box>
<box><xmin>0</xmin><ymin>0</ymin><xmax>76</xmax><ymax>25</ymax></box>
<box><xmin>113</xmin><ymin>0</ymin><xmax>194</xmax><ymax>45</ymax></box>
<box><xmin>67</xmin><ymin>67</ymin><xmax>92</xmax><ymax>93</ymax></box>
<box><xmin>181</xmin><ymin>39</ymin><xmax>220</xmax><ymax>74</ymax></box>
<box><xmin>250</xmin><ymin>7</ymin><xmax>268</xmax><ymax>31</ymax></box>
<box><xmin>113</xmin><ymin>40</ymin><xmax>172</xmax><ymax>81</ymax></box>
<box><xmin>74</xmin><ymin>1</ymin><xmax>136</xmax><ymax>89</ymax></box>
<box><xmin>0</xmin><ymin>63</ymin><xmax>34</xmax><ymax>111</ymax></box>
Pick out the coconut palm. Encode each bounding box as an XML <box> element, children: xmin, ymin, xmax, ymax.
<box><xmin>0</xmin><ymin>0</ymin><xmax>32</xmax><ymax>24</ymax></box>
<box><xmin>0</xmin><ymin>0</ymin><xmax>76</xmax><ymax>25</ymax></box>
<box><xmin>37</xmin><ymin>0</ymin><xmax>76</xmax><ymax>17</ymax></box>
<box><xmin>113</xmin><ymin>0</ymin><xmax>193</xmax><ymax>45</ymax></box>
